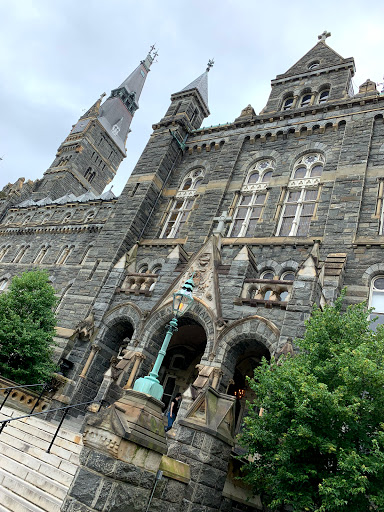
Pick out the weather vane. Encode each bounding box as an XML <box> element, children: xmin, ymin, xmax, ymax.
<box><xmin>206</xmin><ymin>59</ymin><xmax>215</xmax><ymax>72</ymax></box>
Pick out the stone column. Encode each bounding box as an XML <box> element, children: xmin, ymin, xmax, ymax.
<box><xmin>123</xmin><ymin>352</ymin><xmax>146</xmax><ymax>389</ymax></box>
<box><xmin>79</xmin><ymin>344</ymin><xmax>100</xmax><ymax>379</ymax></box>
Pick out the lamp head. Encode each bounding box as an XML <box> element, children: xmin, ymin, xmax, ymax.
<box><xmin>172</xmin><ymin>277</ymin><xmax>195</xmax><ymax>318</ymax></box>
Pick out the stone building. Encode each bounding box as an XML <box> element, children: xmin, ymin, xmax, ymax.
<box><xmin>1</xmin><ymin>35</ymin><xmax>384</xmax><ymax>510</ymax></box>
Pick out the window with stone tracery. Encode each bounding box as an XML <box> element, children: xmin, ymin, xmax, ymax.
<box><xmin>277</xmin><ymin>153</ymin><xmax>324</xmax><ymax>237</ymax></box>
<box><xmin>161</xmin><ymin>169</ymin><xmax>204</xmax><ymax>238</ymax></box>
<box><xmin>229</xmin><ymin>160</ymin><xmax>274</xmax><ymax>238</ymax></box>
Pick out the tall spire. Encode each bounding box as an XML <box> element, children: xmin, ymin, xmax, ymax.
<box><xmin>173</xmin><ymin>60</ymin><xmax>213</xmax><ymax>116</ymax></box>
<box><xmin>97</xmin><ymin>47</ymin><xmax>157</xmax><ymax>154</ymax></box>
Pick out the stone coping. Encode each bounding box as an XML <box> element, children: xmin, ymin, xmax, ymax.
<box><xmin>159</xmin><ymin>455</ymin><xmax>190</xmax><ymax>484</ymax></box>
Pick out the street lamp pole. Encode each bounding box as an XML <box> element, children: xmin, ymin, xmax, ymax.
<box><xmin>133</xmin><ymin>277</ymin><xmax>195</xmax><ymax>401</ymax></box>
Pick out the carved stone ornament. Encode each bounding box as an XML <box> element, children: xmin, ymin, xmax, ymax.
<box><xmin>72</xmin><ymin>312</ymin><xmax>95</xmax><ymax>341</ymax></box>
<box><xmin>239</xmin><ymin>104</ymin><xmax>256</xmax><ymax>118</ymax></box>
<box><xmin>83</xmin><ymin>389</ymin><xmax>167</xmax><ymax>457</ymax></box>
<box><xmin>288</xmin><ymin>176</ymin><xmax>320</xmax><ymax>189</ymax></box>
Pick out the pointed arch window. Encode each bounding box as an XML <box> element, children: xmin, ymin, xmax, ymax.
<box><xmin>277</xmin><ymin>153</ymin><xmax>324</xmax><ymax>237</ymax></box>
<box><xmin>13</xmin><ymin>245</ymin><xmax>29</xmax><ymax>263</ymax></box>
<box><xmin>161</xmin><ymin>169</ymin><xmax>204</xmax><ymax>238</ymax></box>
<box><xmin>34</xmin><ymin>245</ymin><xmax>49</xmax><ymax>264</ymax></box>
<box><xmin>0</xmin><ymin>279</ymin><xmax>8</xmax><ymax>292</ymax></box>
<box><xmin>56</xmin><ymin>245</ymin><xmax>74</xmax><ymax>265</ymax></box>
<box><xmin>229</xmin><ymin>160</ymin><xmax>274</xmax><ymax>238</ymax></box>
<box><xmin>0</xmin><ymin>246</ymin><xmax>10</xmax><ymax>262</ymax></box>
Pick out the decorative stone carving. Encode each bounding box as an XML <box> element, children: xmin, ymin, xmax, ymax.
<box><xmin>238</xmin><ymin>104</ymin><xmax>256</xmax><ymax>118</ymax></box>
<box><xmin>72</xmin><ymin>312</ymin><xmax>95</xmax><ymax>341</ymax></box>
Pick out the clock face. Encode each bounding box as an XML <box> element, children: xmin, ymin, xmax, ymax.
<box><xmin>71</xmin><ymin>120</ymin><xmax>89</xmax><ymax>134</ymax></box>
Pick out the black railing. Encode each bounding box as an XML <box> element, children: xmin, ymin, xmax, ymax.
<box><xmin>0</xmin><ymin>382</ymin><xmax>47</xmax><ymax>414</ymax></box>
<box><xmin>0</xmin><ymin>399</ymin><xmax>103</xmax><ymax>453</ymax></box>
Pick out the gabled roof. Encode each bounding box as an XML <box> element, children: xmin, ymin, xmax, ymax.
<box><xmin>277</xmin><ymin>41</ymin><xmax>355</xmax><ymax>80</ymax></box>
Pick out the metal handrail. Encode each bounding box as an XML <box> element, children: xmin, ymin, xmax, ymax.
<box><xmin>0</xmin><ymin>382</ymin><xmax>47</xmax><ymax>413</ymax></box>
<box><xmin>0</xmin><ymin>399</ymin><xmax>103</xmax><ymax>453</ymax></box>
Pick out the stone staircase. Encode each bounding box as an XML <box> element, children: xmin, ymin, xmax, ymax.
<box><xmin>0</xmin><ymin>405</ymin><xmax>82</xmax><ymax>512</ymax></box>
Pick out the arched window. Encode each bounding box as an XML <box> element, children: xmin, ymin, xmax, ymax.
<box><xmin>151</xmin><ymin>265</ymin><xmax>162</xmax><ymax>275</ymax></box>
<box><xmin>283</xmin><ymin>97</ymin><xmax>294</xmax><ymax>110</ymax></box>
<box><xmin>13</xmin><ymin>245</ymin><xmax>29</xmax><ymax>263</ymax></box>
<box><xmin>369</xmin><ymin>276</ymin><xmax>384</xmax><ymax>330</ymax></box>
<box><xmin>138</xmin><ymin>264</ymin><xmax>148</xmax><ymax>273</ymax></box>
<box><xmin>85</xmin><ymin>211</ymin><xmax>96</xmax><ymax>222</ymax></box>
<box><xmin>34</xmin><ymin>246</ymin><xmax>49</xmax><ymax>264</ymax></box>
<box><xmin>161</xmin><ymin>169</ymin><xmax>204</xmax><ymax>238</ymax></box>
<box><xmin>318</xmin><ymin>90</ymin><xmax>330</xmax><ymax>104</ymax></box>
<box><xmin>80</xmin><ymin>245</ymin><xmax>92</xmax><ymax>264</ymax></box>
<box><xmin>56</xmin><ymin>246</ymin><xmax>74</xmax><ymax>265</ymax></box>
<box><xmin>229</xmin><ymin>160</ymin><xmax>274</xmax><ymax>238</ymax></box>
<box><xmin>0</xmin><ymin>279</ymin><xmax>8</xmax><ymax>292</ymax></box>
<box><xmin>281</xmin><ymin>270</ymin><xmax>295</xmax><ymax>281</ymax></box>
<box><xmin>300</xmin><ymin>94</ymin><xmax>312</xmax><ymax>107</ymax></box>
<box><xmin>260</xmin><ymin>270</ymin><xmax>274</xmax><ymax>280</ymax></box>
<box><xmin>308</xmin><ymin>61</ymin><xmax>319</xmax><ymax>70</ymax></box>
<box><xmin>277</xmin><ymin>153</ymin><xmax>324</xmax><ymax>237</ymax></box>
<box><xmin>0</xmin><ymin>246</ymin><xmax>10</xmax><ymax>262</ymax></box>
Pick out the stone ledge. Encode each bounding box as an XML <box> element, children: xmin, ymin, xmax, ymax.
<box><xmin>159</xmin><ymin>455</ymin><xmax>190</xmax><ymax>484</ymax></box>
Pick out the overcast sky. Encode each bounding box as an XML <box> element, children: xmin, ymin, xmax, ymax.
<box><xmin>1</xmin><ymin>1</ymin><xmax>383</xmax><ymax>195</ymax></box>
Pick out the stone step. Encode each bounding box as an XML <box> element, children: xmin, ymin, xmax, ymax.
<box><xmin>0</xmin><ymin>430</ymin><xmax>78</xmax><ymax>475</ymax></box>
<box><xmin>0</xmin><ymin>455</ymin><xmax>68</xmax><ymax>500</ymax></box>
<box><xmin>0</xmin><ymin>471</ymin><xmax>61</xmax><ymax>512</ymax></box>
<box><xmin>0</xmin><ymin>422</ymin><xmax>80</xmax><ymax>464</ymax></box>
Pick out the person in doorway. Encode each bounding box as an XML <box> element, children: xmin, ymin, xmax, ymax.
<box><xmin>165</xmin><ymin>393</ymin><xmax>182</xmax><ymax>432</ymax></box>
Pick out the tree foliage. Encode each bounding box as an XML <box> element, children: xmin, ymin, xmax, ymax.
<box><xmin>0</xmin><ymin>270</ymin><xmax>58</xmax><ymax>385</ymax></box>
<box><xmin>240</xmin><ymin>292</ymin><xmax>384</xmax><ymax>511</ymax></box>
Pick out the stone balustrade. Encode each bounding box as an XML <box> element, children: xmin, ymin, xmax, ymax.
<box><xmin>117</xmin><ymin>272</ymin><xmax>159</xmax><ymax>296</ymax></box>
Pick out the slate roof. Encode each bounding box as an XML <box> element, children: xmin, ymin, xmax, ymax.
<box><xmin>17</xmin><ymin>190</ymin><xmax>116</xmax><ymax>208</ymax></box>
<box><xmin>180</xmin><ymin>71</ymin><xmax>209</xmax><ymax>110</ymax></box>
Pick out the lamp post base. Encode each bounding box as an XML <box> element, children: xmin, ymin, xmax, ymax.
<box><xmin>133</xmin><ymin>375</ymin><xmax>164</xmax><ymax>401</ymax></box>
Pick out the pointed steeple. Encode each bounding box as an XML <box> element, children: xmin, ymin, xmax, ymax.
<box><xmin>171</xmin><ymin>60</ymin><xmax>213</xmax><ymax>118</ymax></box>
<box><xmin>97</xmin><ymin>47</ymin><xmax>157</xmax><ymax>154</ymax></box>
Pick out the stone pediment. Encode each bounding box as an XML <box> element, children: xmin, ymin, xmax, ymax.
<box><xmin>152</xmin><ymin>235</ymin><xmax>222</xmax><ymax>319</ymax></box>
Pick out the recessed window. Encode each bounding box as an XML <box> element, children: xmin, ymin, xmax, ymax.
<box><xmin>264</xmin><ymin>289</ymin><xmax>273</xmax><ymax>300</ymax></box>
<box><xmin>280</xmin><ymin>290</ymin><xmax>289</xmax><ymax>301</ymax></box>
<box><xmin>261</xmin><ymin>270</ymin><xmax>274</xmax><ymax>280</ymax></box>
<box><xmin>308</xmin><ymin>61</ymin><xmax>319</xmax><ymax>70</ymax></box>
<box><xmin>277</xmin><ymin>153</ymin><xmax>324</xmax><ymax>237</ymax></box>
<box><xmin>281</xmin><ymin>271</ymin><xmax>295</xmax><ymax>281</ymax></box>
<box><xmin>283</xmin><ymin>97</ymin><xmax>294</xmax><ymax>110</ymax></box>
<box><xmin>370</xmin><ymin>276</ymin><xmax>384</xmax><ymax>331</ymax></box>
<box><xmin>0</xmin><ymin>279</ymin><xmax>8</xmax><ymax>291</ymax></box>
<box><xmin>300</xmin><ymin>94</ymin><xmax>311</xmax><ymax>107</ymax></box>
<box><xmin>138</xmin><ymin>264</ymin><xmax>148</xmax><ymax>274</ymax></box>
<box><xmin>318</xmin><ymin>90</ymin><xmax>330</xmax><ymax>104</ymax></box>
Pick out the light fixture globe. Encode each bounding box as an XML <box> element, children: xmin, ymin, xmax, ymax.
<box><xmin>172</xmin><ymin>277</ymin><xmax>195</xmax><ymax>318</ymax></box>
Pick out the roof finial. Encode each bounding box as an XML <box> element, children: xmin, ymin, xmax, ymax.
<box><xmin>206</xmin><ymin>58</ymin><xmax>214</xmax><ymax>72</ymax></box>
<box><xmin>318</xmin><ymin>30</ymin><xmax>331</xmax><ymax>42</ymax></box>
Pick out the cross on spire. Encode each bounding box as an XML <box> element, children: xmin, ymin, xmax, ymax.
<box><xmin>318</xmin><ymin>30</ymin><xmax>331</xmax><ymax>42</ymax></box>
<box><xmin>206</xmin><ymin>59</ymin><xmax>215</xmax><ymax>72</ymax></box>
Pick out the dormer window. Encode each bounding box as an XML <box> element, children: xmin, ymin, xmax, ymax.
<box><xmin>318</xmin><ymin>90</ymin><xmax>330</xmax><ymax>104</ymax></box>
<box><xmin>300</xmin><ymin>94</ymin><xmax>311</xmax><ymax>107</ymax></box>
<box><xmin>283</xmin><ymin>97</ymin><xmax>294</xmax><ymax>110</ymax></box>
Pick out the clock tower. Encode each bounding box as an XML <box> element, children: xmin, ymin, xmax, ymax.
<box><xmin>32</xmin><ymin>49</ymin><xmax>156</xmax><ymax>201</ymax></box>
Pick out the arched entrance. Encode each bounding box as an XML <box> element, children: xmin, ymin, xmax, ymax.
<box><xmin>158</xmin><ymin>316</ymin><xmax>207</xmax><ymax>410</ymax></box>
<box><xmin>226</xmin><ymin>339</ymin><xmax>270</xmax><ymax>434</ymax></box>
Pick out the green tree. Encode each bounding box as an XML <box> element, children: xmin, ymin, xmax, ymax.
<box><xmin>0</xmin><ymin>270</ymin><xmax>58</xmax><ymax>385</ymax></box>
<box><xmin>240</xmin><ymin>292</ymin><xmax>384</xmax><ymax>511</ymax></box>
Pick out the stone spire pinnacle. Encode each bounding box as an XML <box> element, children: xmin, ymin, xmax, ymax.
<box><xmin>179</xmin><ymin>67</ymin><xmax>210</xmax><ymax>112</ymax></box>
<box><xmin>97</xmin><ymin>47</ymin><xmax>157</xmax><ymax>154</ymax></box>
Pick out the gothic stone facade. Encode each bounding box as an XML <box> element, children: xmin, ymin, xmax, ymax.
<box><xmin>1</xmin><ymin>39</ymin><xmax>384</xmax><ymax>510</ymax></box>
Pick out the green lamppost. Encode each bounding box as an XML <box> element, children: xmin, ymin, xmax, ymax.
<box><xmin>133</xmin><ymin>277</ymin><xmax>195</xmax><ymax>400</ymax></box>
